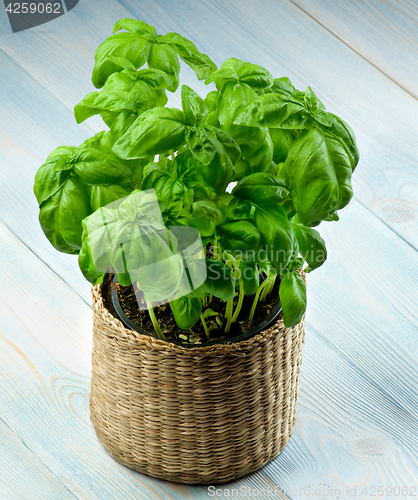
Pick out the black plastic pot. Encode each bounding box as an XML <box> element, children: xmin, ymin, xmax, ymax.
<box><xmin>111</xmin><ymin>274</ymin><xmax>283</xmax><ymax>348</ymax></box>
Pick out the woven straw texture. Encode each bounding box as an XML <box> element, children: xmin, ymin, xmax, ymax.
<box><xmin>90</xmin><ymin>278</ymin><xmax>306</xmax><ymax>485</ymax></box>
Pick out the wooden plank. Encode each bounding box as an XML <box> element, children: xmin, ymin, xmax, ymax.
<box><xmin>0</xmin><ymin>418</ymin><xmax>78</xmax><ymax>500</ymax></box>
<box><xmin>289</xmin><ymin>0</ymin><xmax>418</xmax><ymax>99</ymax></box>
<box><xmin>0</xmin><ymin>219</ymin><xmax>279</xmax><ymax>499</ymax></box>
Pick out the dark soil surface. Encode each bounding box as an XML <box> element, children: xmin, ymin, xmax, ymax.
<box><xmin>112</xmin><ymin>271</ymin><xmax>282</xmax><ymax>345</ymax></box>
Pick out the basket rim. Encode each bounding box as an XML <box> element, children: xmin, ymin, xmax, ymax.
<box><xmin>92</xmin><ymin>270</ymin><xmax>306</xmax><ymax>355</ymax></box>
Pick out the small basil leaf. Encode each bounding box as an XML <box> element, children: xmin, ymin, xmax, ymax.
<box><xmin>163</xmin><ymin>32</ymin><xmax>216</xmax><ymax>80</ymax></box>
<box><xmin>239</xmin><ymin>259</ymin><xmax>260</xmax><ymax>295</ymax></box>
<box><xmin>113</xmin><ymin>18</ymin><xmax>156</xmax><ymax>38</ymax></box>
<box><xmin>192</xmin><ymin>200</ymin><xmax>223</xmax><ymax>237</ymax></box>
<box><xmin>225</xmin><ymin>198</ymin><xmax>252</xmax><ymax>221</ymax></box>
<box><xmin>136</xmin><ymin>68</ymin><xmax>173</xmax><ymax>89</ymax></box>
<box><xmin>194</xmin><ymin>258</ymin><xmax>236</xmax><ymax>301</ymax></box>
<box><xmin>148</xmin><ymin>43</ymin><xmax>180</xmax><ymax>92</ymax></box>
<box><xmin>181</xmin><ymin>85</ymin><xmax>207</xmax><ymax>125</ymax></box>
<box><xmin>279</xmin><ymin>271</ymin><xmax>307</xmax><ymax>327</ymax></box>
<box><xmin>293</xmin><ymin>222</ymin><xmax>327</xmax><ymax>272</ymax></box>
<box><xmin>185</xmin><ymin>126</ymin><xmax>218</xmax><ymax>165</ymax></box>
<box><xmin>92</xmin><ymin>33</ymin><xmax>151</xmax><ymax>88</ymax></box>
<box><xmin>236</xmin><ymin>62</ymin><xmax>273</xmax><ymax>89</ymax></box>
<box><xmin>170</xmin><ymin>295</ymin><xmax>202</xmax><ymax>330</ymax></box>
<box><xmin>254</xmin><ymin>205</ymin><xmax>294</xmax><ymax>272</ymax></box>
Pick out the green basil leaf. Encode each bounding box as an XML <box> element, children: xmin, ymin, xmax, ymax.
<box><xmin>92</xmin><ymin>33</ymin><xmax>151</xmax><ymax>88</ymax></box>
<box><xmin>293</xmin><ymin>222</ymin><xmax>327</xmax><ymax>271</ymax></box>
<box><xmin>110</xmin><ymin>110</ymin><xmax>137</xmax><ymax>143</ymax></box>
<box><xmin>141</xmin><ymin>158</ymin><xmax>193</xmax><ymax>218</ymax></box>
<box><xmin>193</xmin><ymin>258</ymin><xmax>236</xmax><ymax>301</ymax></box>
<box><xmin>239</xmin><ymin>258</ymin><xmax>260</xmax><ymax>295</ymax></box>
<box><xmin>279</xmin><ymin>271</ymin><xmax>306</xmax><ymax>327</ymax></box>
<box><xmin>113</xmin><ymin>18</ymin><xmax>156</xmax><ymax>38</ymax></box>
<box><xmin>269</xmin><ymin>128</ymin><xmax>297</xmax><ymax>164</ymax></box>
<box><xmin>90</xmin><ymin>184</ymin><xmax>130</xmax><ymax>212</ymax></box>
<box><xmin>163</xmin><ymin>32</ymin><xmax>216</xmax><ymax>80</ymax></box>
<box><xmin>304</xmin><ymin>86</ymin><xmax>325</xmax><ymax>111</ymax></box>
<box><xmin>234</xmin><ymin>93</ymin><xmax>312</xmax><ymax>129</ymax></box>
<box><xmin>39</xmin><ymin>176</ymin><xmax>91</xmax><ymax>253</ymax></box>
<box><xmin>112</xmin><ymin>107</ymin><xmax>186</xmax><ymax>159</ymax></box>
<box><xmin>74</xmin><ymin>90</ymin><xmax>135</xmax><ymax>124</ymax></box>
<box><xmin>181</xmin><ymin>84</ymin><xmax>207</xmax><ymax>125</ymax></box>
<box><xmin>175</xmin><ymin>150</ymin><xmax>217</xmax><ymax>201</ymax></box>
<box><xmin>185</xmin><ymin>126</ymin><xmax>218</xmax><ymax>165</ymax></box>
<box><xmin>34</xmin><ymin>157</ymin><xmax>72</xmax><ymax>206</ymax></box>
<box><xmin>232</xmin><ymin>172</ymin><xmax>290</xmax><ymax>205</ymax></box>
<box><xmin>254</xmin><ymin>205</ymin><xmax>294</xmax><ymax>272</ymax></box>
<box><xmin>136</xmin><ymin>68</ymin><xmax>173</xmax><ymax>89</ymax></box>
<box><xmin>324</xmin><ymin>114</ymin><xmax>360</xmax><ymax>171</ymax></box>
<box><xmin>170</xmin><ymin>295</ymin><xmax>202</xmax><ymax>330</ymax></box>
<box><xmin>271</xmin><ymin>77</ymin><xmax>297</xmax><ymax>98</ymax></box>
<box><xmin>225</xmin><ymin>198</ymin><xmax>252</xmax><ymax>221</ymax></box>
<box><xmin>78</xmin><ymin>233</ymin><xmax>104</xmax><ymax>285</ymax></box>
<box><xmin>106</xmin><ymin>55</ymin><xmax>137</xmax><ymax>79</ymax></box>
<box><xmin>242</xmin><ymin>132</ymin><xmax>273</xmax><ymax>173</ymax></box>
<box><xmin>192</xmin><ymin>200</ymin><xmax>223</xmax><ymax>237</ymax></box>
<box><xmin>217</xmin><ymin>81</ymin><xmax>267</xmax><ymax>157</ymax></box>
<box><xmin>148</xmin><ymin>43</ymin><xmax>180</xmax><ymax>92</ymax></box>
<box><xmin>213</xmin><ymin>128</ymin><xmax>241</xmax><ymax>165</ymax></box>
<box><xmin>284</xmin><ymin>126</ymin><xmax>353</xmax><ymax>226</ymax></box>
<box><xmin>72</xmin><ymin>148</ymin><xmax>132</xmax><ymax>185</ymax></box>
<box><xmin>218</xmin><ymin>220</ymin><xmax>261</xmax><ymax>254</ymax></box>
<box><xmin>236</xmin><ymin>62</ymin><xmax>273</xmax><ymax>89</ymax></box>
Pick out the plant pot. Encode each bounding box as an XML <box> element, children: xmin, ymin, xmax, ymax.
<box><xmin>89</xmin><ymin>274</ymin><xmax>306</xmax><ymax>485</ymax></box>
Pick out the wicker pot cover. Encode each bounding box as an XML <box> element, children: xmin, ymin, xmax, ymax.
<box><xmin>90</xmin><ymin>279</ymin><xmax>306</xmax><ymax>485</ymax></box>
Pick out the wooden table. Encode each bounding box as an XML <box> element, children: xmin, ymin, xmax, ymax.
<box><xmin>0</xmin><ymin>1</ymin><xmax>417</xmax><ymax>498</ymax></box>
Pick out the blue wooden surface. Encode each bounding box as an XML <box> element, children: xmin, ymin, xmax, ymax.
<box><xmin>0</xmin><ymin>1</ymin><xmax>417</xmax><ymax>498</ymax></box>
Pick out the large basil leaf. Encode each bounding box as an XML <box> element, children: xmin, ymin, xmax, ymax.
<box><xmin>71</xmin><ymin>148</ymin><xmax>132</xmax><ymax>185</ymax></box>
<box><xmin>170</xmin><ymin>295</ymin><xmax>202</xmax><ymax>330</ymax></box>
<box><xmin>293</xmin><ymin>222</ymin><xmax>327</xmax><ymax>272</ymax></box>
<box><xmin>218</xmin><ymin>220</ymin><xmax>261</xmax><ymax>254</ymax></box>
<box><xmin>232</xmin><ymin>172</ymin><xmax>289</xmax><ymax>205</ymax></box>
<box><xmin>284</xmin><ymin>126</ymin><xmax>353</xmax><ymax>226</ymax></box>
<box><xmin>39</xmin><ymin>176</ymin><xmax>91</xmax><ymax>253</ymax></box>
<box><xmin>112</xmin><ymin>107</ymin><xmax>186</xmax><ymax>159</ymax></box>
<box><xmin>279</xmin><ymin>270</ymin><xmax>307</xmax><ymax>327</ymax></box>
<box><xmin>254</xmin><ymin>205</ymin><xmax>293</xmax><ymax>272</ymax></box>
<box><xmin>234</xmin><ymin>93</ymin><xmax>312</xmax><ymax>129</ymax></box>
<box><xmin>325</xmin><ymin>114</ymin><xmax>360</xmax><ymax>171</ymax></box>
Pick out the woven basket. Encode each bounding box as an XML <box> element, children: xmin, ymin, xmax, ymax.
<box><xmin>90</xmin><ymin>277</ymin><xmax>306</xmax><ymax>485</ymax></box>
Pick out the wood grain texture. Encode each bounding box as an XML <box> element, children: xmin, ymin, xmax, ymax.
<box><xmin>289</xmin><ymin>0</ymin><xmax>418</xmax><ymax>99</ymax></box>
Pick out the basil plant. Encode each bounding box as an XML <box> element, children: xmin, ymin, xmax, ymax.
<box><xmin>33</xmin><ymin>18</ymin><xmax>359</xmax><ymax>339</ymax></box>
